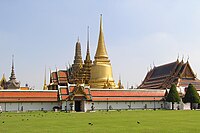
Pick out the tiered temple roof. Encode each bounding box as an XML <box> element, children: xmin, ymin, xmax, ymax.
<box><xmin>69</xmin><ymin>39</ymin><xmax>83</xmax><ymax>84</ymax></box>
<box><xmin>138</xmin><ymin>60</ymin><xmax>200</xmax><ymax>90</ymax></box>
<box><xmin>58</xmin><ymin>86</ymin><xmax>165</xmax><ymax>102</ymax></box>
<box><xmin>48</xmin><ymin>70</ymin><xmax>68</xmax><ymax>90</ymax></box>
<box><xmin>79</xmin><ymin>27</ymin><xmax>92</xmax><ymax>84</ymax></box>
<box><xmin>6</xmin><ymin>55</ymin><xmax>20</xmax><ymax>89</ymax></box>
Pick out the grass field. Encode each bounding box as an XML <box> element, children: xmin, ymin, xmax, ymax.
<box><xmin>0</xmin><ymin>110</ymin><xmax>200</xmax><ymax>133</ymax></box>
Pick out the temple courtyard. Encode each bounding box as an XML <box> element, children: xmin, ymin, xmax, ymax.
<box><xmin>0</xmin><ymin>110</ymin><xmax>199</xmax><ymax>133</ymax></box>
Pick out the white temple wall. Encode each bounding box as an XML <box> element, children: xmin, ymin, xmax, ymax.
<box><xmin>61</xmin><ymin>101</ymin><xmax>72</xmax><ymax>111</ymax></box>
<box><xmin>0</xmin><ymin>102</ymin><xmax>58</xmax><ymax>111</ymax></box>
<box><xmin>84</xmin><ymin>101</ymin><xmax>165</xmax><ymax>111</ymax></box>
<box><xmin>164</xmin><ymin>102</ymin><xmax>196</xmax><ymax>110</ymax></box>
<box><xmin>183</xmin><ymin>103</ymin><xmax>191</xmax><ymax>110</ymax></box>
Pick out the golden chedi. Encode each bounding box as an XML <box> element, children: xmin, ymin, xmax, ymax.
<box><xmin>89</xmin><ymin>15</ymin><xmax>116</xmax><ymax>89</ymax></box>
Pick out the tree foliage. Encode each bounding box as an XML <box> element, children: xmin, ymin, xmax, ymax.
<box><xmin>166</xmin><ymin>84</ymin><xmax>181</xmax><ymax>103</ymax></box>
<box><xmin>183</xmin><ymin>83</ymin><xmax>200</xmax><ymax>104</ymax></box>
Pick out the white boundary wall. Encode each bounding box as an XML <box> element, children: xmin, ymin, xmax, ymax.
<box><xmin>86</xmin><ymin>101</ymin><xmax>164</xmax><ymax>111</ymax></box>
<box><xmin>61</xmin><ymin>101</ymin><xmax>165</xmax><ymax>112</ymax></box>
<box><xmin>0</xmin><ymin>102</ymin><xmax>58</xmax><ymax>111</ymax></box>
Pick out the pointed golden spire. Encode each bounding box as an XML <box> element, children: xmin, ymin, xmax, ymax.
<box><xmin>2</xmin><ymin>73</ymin><xmax>6</xmax><ymax>81</ymax></box>
<box><xmin>0</xmin><ymin>74</ymin><xmax>7</xmax><ymax>90</ymax></box>
<box><xmin>43</xmin><ymin>67</ymin><xmax>48</xmax><ymax>90</ymax></box>
<box><xmin>95</xmin><ymin>14</ymin><xmax>108</xmax><ymax>59</ymax></box>
<box><xmin>90</xmin><ymin>15</ymin><xmax>116</xmax><ymax>89</ymax></box>
<box><xmin>118</xmin><ymin>75</ymin><xmax>124</xmax><ymax>89</ymax></box>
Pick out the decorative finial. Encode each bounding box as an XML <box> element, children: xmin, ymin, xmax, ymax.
<box><xmin>177</xmin><ymin>53</ymin><xmax>179</xmax><ymax>61</ymax></box>
<box><xmin>12</xmin><ymin>54</ymin><xmax>14</xmax><ymax>69</ymax></box>
<box><xmin>55</xmin><ymin>65</ymin><xmax>58</xmax><ymax>72</ymax></box>
<box><xmin>77</xmin><ymin>36</ymin><xmax>80</xmax><ymax>42</ymax></box>
<box><xmin>10</xmin><ymin>54</ymin><xmax>16</xmax><ymax>80</ymax></box>
<box><xmin>100</xmin><ymin>14</ymin><xmax>103</xmax><ymax>28</ymax></box>
<box><xmin>182</xmin><ymin>55</ymin><xmax>184</xmax><ymax>61</ymax></box>
<box><xmin>187</xmin><ymin>55</ymin><xmax>189</xmax><ymax>62</ymax></box>
<box><xmin>87</xmin><ymin>26</ymin><xmax>90</xmax><ymax>52</ymax></box>
<box><xmin>43</xmin><ymin>66</ymin><xmax>47</xmax><ymax>90</ymax></box>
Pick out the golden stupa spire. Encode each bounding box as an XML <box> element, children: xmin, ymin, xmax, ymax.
<box><xmin>43</xmin><ymin>67</ymin><xmax>48</xmax><ymax>90</ymax></box>
<box><xmin>89</xmin><ymin>15</ymin><xmax>116</xmax><ymax>89</ymax></box>
<box><xmin>95</xmin><ymin>14</ymin><xmax>108</xmax><ymax>59</ymax></box>
<box><xmin>0</xmin><ymin>74</ymin><xmax>7</xmax><ymax>90</ymax></box>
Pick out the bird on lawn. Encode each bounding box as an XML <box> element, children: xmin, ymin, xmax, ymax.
<box><xmin>88</xmin><ymin>122</ymin><xmax>93</xmax><ymax>126</ymax></box>
<box><xmin>137</xmin><ymin>121</ymin><xmax>140</xmax><ymax>124</ymax></box>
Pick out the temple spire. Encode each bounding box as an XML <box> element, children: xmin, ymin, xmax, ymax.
<box><xmin>73</xmin><ymin>38</ymin><xmax>83</xmax><ymax>65</ymax></box>
<box><xmin>81</xmin><ymin>26</ymin><xmax>93</xmax><ymax>84</ymax></box>
<box><xmin>10</xmin><ymin>55</ymin><xmax>16</xmax><ymax>80</ymax></box>
<box><xmin>95</xmin><ymin>14</ymin><xmax>108</xmax><ymax>59</ymax></box>
<box><xmin>118</xmin><ymin>75</ymin><xmax>124</xmax><ymax>89</ymax></box>
<box><xmin>6</xmin><ymin>55</ymin><xmax>20</xmax><ymax>89</ymax></box>
<box><xmin>43</xmin><ymin>67</ymin><xmax>48</xmax><ymax>90</ymax></box>
<box><xmin>85</xmin><ymin>26</ymin><xmax>91</xmax><ymax>61</ymax></box>
<box><xmin>90</xmin><ymin>15</ymin><xmax>116</xmax><ymax>88</ymax></box>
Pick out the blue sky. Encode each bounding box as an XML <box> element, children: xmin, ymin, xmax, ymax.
<box><xmin>1</xmin><ymin>0</ymin><xmax>200</xmax><ymax>89</ymax></box>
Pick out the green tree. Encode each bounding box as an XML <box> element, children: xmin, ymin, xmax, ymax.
<box><xmin>166</xmin><ymin>84</ymin><xmax>181</xmax><ymax>110</ymax></box>
<box><xmin>183</xmin><ymin>84</ymin><xmax>200</xmax><ymax>110</ymax></box>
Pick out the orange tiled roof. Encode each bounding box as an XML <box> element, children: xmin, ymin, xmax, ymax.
<box><xmin>89</xmin><ymin>89</ymin><xmax>165</xmax><ymax>102</ymax></box>
<box><xmin>61</xmin><ymin>95</ymin><xmax>69</xmax><ymax>100</ymax></box>
<box><xmin>92</xmin><ymin>97</ymin><xmax>163</xmax><ymax>101</ymax></box>
<box><xmin>60</xmin><ymin>88</ymin><xmax>68</xmax><ymax>95</ymax></box>
<box><xmin>90</xmin><ymin>90</ymin><xmax>165</xmax><ymax>97</ymax></box>
<box><xmin>52</xmin><ymin>72</ymin><xmax>57</xmax><ymax>79</ymax></box>
<box><xmin>84</xmin><ymin>88</ymin><xmax>90</xmax><ymax>95</ymax></box>
<box><xmin>58</xmin><ymin>71</ymin><xmax>67</xmax><ymax>77</ymax></box>
<box><xmin>0</xmin><ymin>91</ymin><xmax>58</xmax><ymax>102</ymax></box>
<box><xmin>69</xmin><ymin>86</ymin><xmax>75</xmax><ymax>92</ymax></box>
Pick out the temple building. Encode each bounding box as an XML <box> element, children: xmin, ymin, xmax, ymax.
<box><xmin>0</xmin><ymin>56</ymin><xmax>20</xmax><ymax>90</ymax></box>
<box><xmin>1</xmin><ymin>15</ymin><xmax>199</xmax><ymax>112</ymax></box>
<box><xmin>50</xmin><ymin>15</ymin><xmax>117</xmax><ymax>89</ymax></box>
<box><xmin>138</xmin><ymin>59</ymin><xmax>200</xmax><ymax>93</ymax></box>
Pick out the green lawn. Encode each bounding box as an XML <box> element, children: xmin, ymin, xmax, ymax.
<box><xmin>0</xmin><ymin>110</ymin><xmax>199</xmax><ymax>133</ymax></box>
